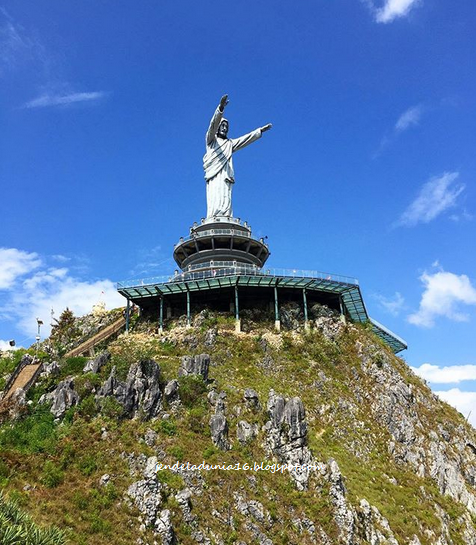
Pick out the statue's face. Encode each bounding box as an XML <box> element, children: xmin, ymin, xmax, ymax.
<box><xmin>218</xmin><ymin>120</ymin><xmax>229</xmax><ymax>138</ymax></box>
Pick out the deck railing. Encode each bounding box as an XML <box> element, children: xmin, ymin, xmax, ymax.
<box><xmin>117</xmin><ymin>266</ymin><xmax>359</xmax><ymax>290</ymax></box>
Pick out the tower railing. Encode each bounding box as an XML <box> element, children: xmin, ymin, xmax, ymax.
<box><xmin>174</xmin><ymin>228</ymin><xmax>269</xmax><ymax>248</ymax></box>
<box><xmin>117</xmin><ymin>266</ymin><xmax>359</xmax><ymax>289</ymax></box>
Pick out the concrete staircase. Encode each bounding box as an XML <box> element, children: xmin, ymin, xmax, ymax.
<box><xmin>64</xmin><ymin>315</ymin><xmax>126</xmax><ymax>358</ymax></box>
<box><xmin>1</xmin><ymin>358</ymin><xmax>43</xmax><ymax>402</ymax></box>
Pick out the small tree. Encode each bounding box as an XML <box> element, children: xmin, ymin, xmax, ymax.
<box><xmin>50</xmin><ymin>307</ymin><xmax>81</xmax><ymax>355</ymax></box>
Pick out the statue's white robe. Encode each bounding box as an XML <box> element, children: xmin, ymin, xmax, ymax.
<box><xmin>203</xmin><ymin>106</ymin><xmax>261</xmax><ymax>218</ymax></box>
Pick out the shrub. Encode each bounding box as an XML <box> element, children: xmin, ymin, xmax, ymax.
<box><xmin>78</xmin><ymin>454</ymin><xmax>98</xmax><ymax>476</ymax></box>
<box><xmin>188</xmin><ymin>406</ymin><xmax>208</xmax><ymax>433</ymax></box>
<box><xmin>178</xmin><ymin>375</ymin><xmax>207</xmax><ymax>408</ymax></box>
<box><xmin>100</xmin><ymin>396</ymin><xmax>124</xmax><ymax>419</ymax></box>
<box><xmin>168</xmin><ymin>445</ymin><xmax>185</xmax><ymax>461</ymax></box>
<box><xmin>0</xmin><ymin>405</ymin><xmax>57</xmax><ymax>454</ymax></box>
<box><xmin>40</xmin><ymin>460</ymin><xmax>64</xmax><ymax>488</ymax></box>
<box><xmin>78</xmin><ymin>395</ymin><xmax>98</xmax><ymax>419</ymax></box>
<box><xmin>159</xmin><ymin>419</ymin><xmax>177</xmax><ymax>436</ymax></box>
<box><xmin>60</xmin><ymin>356</ymin><xmax>88</xmax><ymax>378</ymax></box>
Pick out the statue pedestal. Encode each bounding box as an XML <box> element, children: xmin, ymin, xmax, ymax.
<box><xmin>173</xmin><ymin>216</ymin><xmax>270</xmax><ymax>275</ymax></box>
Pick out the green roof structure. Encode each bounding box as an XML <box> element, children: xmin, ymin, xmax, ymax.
<box><xmin>117</xmin><ymin>264</ymin><xmax>407</xmax><ymax>353</ymax></box>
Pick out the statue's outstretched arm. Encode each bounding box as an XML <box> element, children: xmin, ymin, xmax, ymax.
<box><xmin>231</xmin><ymin>123</ymin><xmax>272</xmax><ymax>152</ymax></box>
<box><xmin>205</xmin><ymin>95</ymin><xmax>229</xmax><ymax>145</ymax></box>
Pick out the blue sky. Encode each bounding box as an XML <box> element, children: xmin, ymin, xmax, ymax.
<box><xmin>1</xmin><ymin>1</ymin><xmax>476</xmax><ymax>421</ymax></box>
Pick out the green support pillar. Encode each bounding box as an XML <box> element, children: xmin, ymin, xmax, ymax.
<box><xmin>159</xmin><ymin>296</ymin><xmax>164</xmax><ymax>333</ymax></box>
<box><xmin>274</xmin><ymin>286</ymin><xmax>280</xmax><ymax>331</ymax></box>
<box><xmin>339</xmin><ymin>295</ymin><xmax>346</xmax><ymax>324</ymax></box>
<box><xmin>125</xmin><ymin>299</ymin><xmax>130</xmax><ymax>334</ymax></box>
<box><xmin>303</xmin><ymin>288</ymin><xmax>310</xmax><ymax>331</ymax></box>
<box><xmin>186</xmin><ymin>290</ymin><xmax>191</xmax><ymax>327</ymax></box>
<box><xmin>234</xmin><ymin>285</ymin><xmax>241</xmax><ymax>332</ymax></box>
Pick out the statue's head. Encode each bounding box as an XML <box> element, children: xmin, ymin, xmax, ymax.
<box><xmin>218</xmin><ymin>119</ymin><xmax>229</xmax><ymax>138</ymax></box>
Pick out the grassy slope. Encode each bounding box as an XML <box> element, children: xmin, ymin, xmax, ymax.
<box><xmin>0</xmin><ymin>313</ymin><xmax>474</xmax><ymax>544</ymax></box>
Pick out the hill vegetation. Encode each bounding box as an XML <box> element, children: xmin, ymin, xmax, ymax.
<box><xmin>0</xmin><ymin>307</ymin><xmax>475</xmax><ymax>544</ymax></box>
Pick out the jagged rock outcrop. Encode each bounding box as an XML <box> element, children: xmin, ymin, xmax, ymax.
<box><xmin>97</xmin><ymin>359</ymin><xmax>162</xmax><ymax>418</ymax></box>
<box><xmin>209</xmin><ymin>412</ymin><xmax>230</xmax><ymax>450</ymax></box>
<box><xmin>83</xmin><ymin>351</ymin><xmax>110</xmax><ymax>373</ymax></box>
<box><xmin>236</xmin><ymin>420</ymin><xmax>258</xmax><ymax>444</ymax></box>
<box><xmin>357</xmin><ymin>341</ymin><xmax>476</xmax><ymax>516</ymax></box>
<box><xmin>357</xmin><ymin>499</ymin><xmax>398</xmax><ymax>545</ymax></box>
<box><xmin>264</xmin><ymin>390</ymin><xmax>314</xmax><ymax>490</ymax></box>
<box><xmin>178</xmin><ymin>354</ymin><xmax>210</xmax><ymax>381</ymax></box>
<box><xmin>328</xmin><ymin>459</ymin><xmax>356</xmax><ymax>545</ymax></box>
<box><xmin>244</xmin><ymin>388</ymin><xmax>261</xmax><ymax>411</ymax></box>
<box><xmin>40</xmin><ymin>378</ymin><xmax>79</xmax><ymax>418</ymax></box>
<box><xmin>40</xmin><ymin>361</ymin><xmax>60</xmax><ymax>378</ymax></box>
<box><xmin>164</xmin><ymin>379</ymin><xmax>179</xmax><ymax>403</ymax></box>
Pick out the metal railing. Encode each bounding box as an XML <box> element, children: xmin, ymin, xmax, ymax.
<box><xmin>117</xmin><ymin>266</ymin><xmax>359</xmax><ymax>290</ymax></box>
<box><xmin>370</xmin><ymin>318</ymin><xmax>407</xmax><ymax>347</ymax></box>
<box><xmin>174</xmin><ymin>229</ymin><xmax>269</xmax><ymax>248</ymax></box>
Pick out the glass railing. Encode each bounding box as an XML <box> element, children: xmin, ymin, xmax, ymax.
<box><xmin>117</xmin><ymin>266</ymin><xmax>359</xmax><ymax>289</ymax></box>
<box><xmin>174</xmin><ymin>228</ymin><xmax>270</xmax><ymax>248</ymax></box>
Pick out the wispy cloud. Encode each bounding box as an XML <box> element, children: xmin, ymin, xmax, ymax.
<box><xmin>374</xmin><ymin>0</ymin><xmax>421</xmax><ymax>23</ymax></box>
<box><xmin>0</xmin><ymin>8</ymin><xmax>50</xmax><ymax>76</ymax></box>
<box><xmin>374</xmin><ymin>103</ymin><xmax>423</xmax><ymax>157</ymax></box>
<box><xmin>395</xmin><ymin>105</ymin><xmax>422</xmax><ymax>132</ymax></box>
<box><xmin>411</xmin><ymin>363</ymin><xmax>476</xmax><ymax>384</ymax></box>
<box><xmin>434</xmin><ymin>388</ymin><xmax>476</xmax><ymax>426</ymax></box>
<box><xmin>23</xmin><ymin>91</ymin><xmax>108</xmax><ymax>109</ymax></box>
<box><xmin>0</xmin><ymin>247</ymin><xmax>125</xmax><ymax>340</ymax></box>
<box><xmin>395</xmin><ymin>172</ymin><xmax>464</xmax><ymax>227</ymax></box>
<box><xmin>375</xmin><ymin>292</ymin><xmax>405</xmax><ymax>316</ymax></box>
<box><xmin>408</xmin><ymin>268</ymin><xmax>476</xmax><ymax>328</ymax></box>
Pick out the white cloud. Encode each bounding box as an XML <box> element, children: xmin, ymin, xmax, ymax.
<box><xmin>375</xmin><ymin>292</ymin><xmax>405</xmax><ymax>316</ymax></box>
<box><xmin>0</xmin><ymin>248</ymin><xmax>41</xmax><ymax>289</ymax></box>
<box><xmin>396</xmin><ymin>172</ymin><xmax>464</xmax><ymax>227</ymax></box>
<box><xmin>7</xmin><ymin>268</ymin><xmax>125</xmax><ymax>338</ymax></box>
<box><xmin>412</xmin><ymin>363</ymin><xmax>476</xmax><ymax>384</ymax></box>
<box><xmin>0</xmin><ymin>340</ymin><xmax>19</xmax><ymax>351</ymax></box>
<box><xmin>408</xmin><ymin>269</ymin><xmax>476</xmax><ymax>327</ymax></box>
<box><xmin>0</xmin><ymin>247</ymin><xmax>125</xmax><ymax>339</ymax></box>
<box><xmin>395</xmin><ymin>105</ymin><xmax>422</xmax><ymax>132</ymax></box>
<box><xmin>375</xmin><ymin>0</ymin><xmax>421</xmax><ymax>23</ymax></box>
<box><xmin>435</xmin><ymin>388</ymin><xmax>476</xmax><ymax>426</ymax></box>
<box><xmin>23</xmin><ymin>91</ymin><xmax>107</xmax><ymax>109</ymax></box>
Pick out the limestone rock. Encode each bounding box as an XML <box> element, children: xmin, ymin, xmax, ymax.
<box><xmin>83</xmin><ymin>351</ymin><xmax>110</xmax><ymax>373</ymax></box>
<box><xmin>178</xmin><ymin>354</ymin><xmax>210</xmax><ymax>381</ymax></box>
<box><xmin>328</xmin><ymin>459</ymin><xmax>356</xmax><ymax>545</ymax></box>
<box><xmin>40</xmin><ymin>361</ymin><xmax>60</xmax><ymax>378</ymax></box>
<box><xmin>244</xmin><ymin>388</ymin><xmax>261</xmax><ymax>410</ymax></box>
<box><xmin>209</xmin><ymin>413</ymin><xmax>230</xmax><ymax>450</ymax></box>
<box><xmin>236</xmin><ymin>420</ymin><xmax>258</xmax><ymax>444</ymax></box>
<box><xmin>127</xmin><ymin>456</ymin><xmax>162</xmax><ymax>528</ymax></box>
<box><xmin>357</xmin><ymin>499</ymin><xmax>398</xmax><ymax>545</ymax></box>
<box><xmin>164</xmin><ymin>379</ymin><xmax>179</xmax><ymax>403</ymax></box>
<box><xmin>155</xmin><ymin>509</ymin><xmax>176</xmax><ymax>544</ymax></box>
<box><xmin>97</xmin><ymin>360</ymin><xmax>162</xmax><ymax>419</ymax></box>
<box><xmin>204</xmin><ymin>327</ymin><xmax>218</xmax><ymax>347</ymax></box>
<box><xmin>47</xmin><ymin>378</ymin><xmax>79</xmax><ymax>419</ymax></box>
<box><xmin>264</xmin><ymin>390</ymin><xmax>314</xmax><ymax>490</ymax></box>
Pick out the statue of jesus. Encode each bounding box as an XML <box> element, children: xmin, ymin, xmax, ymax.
<box><xmin>203</xmin><ymin>94</ymin><xmax>272</xmax><ymax>218</ymax></box>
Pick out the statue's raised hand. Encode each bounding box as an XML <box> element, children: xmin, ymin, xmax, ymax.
<box><xmin>219</xmin><ymin>94</ymin><xmax>229</xmax><ymax>112</ymax></box>
<box><xmin>261</xmin><ymin>123</ymin><xmax>272</xmax><ymax>133</ymax></box>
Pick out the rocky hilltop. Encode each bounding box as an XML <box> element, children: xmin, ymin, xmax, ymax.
<box><xmin>1</xmin><ymin>307</ymin><xmax>475</xmax><ymax>544</ymax></box>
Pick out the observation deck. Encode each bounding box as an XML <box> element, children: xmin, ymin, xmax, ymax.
<box><xmin>173</xmin><ymin>216</ymin><xmax>270</xmax><ymax>271</ymax></box>
<box><xmin>117</xmin><ymin>265</ymin><xmax>408</xmax><ymax>354</ymax></box>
